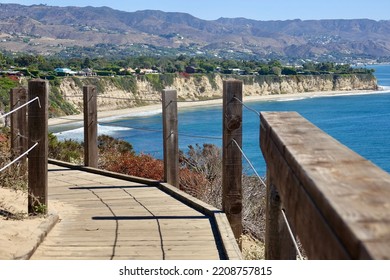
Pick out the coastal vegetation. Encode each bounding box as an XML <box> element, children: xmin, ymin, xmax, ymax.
<box><xmin>0</xmin><ymin>52</ymin><xmax>374</xmax><ymax>77</ymax></box>
<box><xmin>0</xmin><ymin>129</ymin><xmax>265</xmax><ymax>257</ymax></box>
<box><xmin>0</xmin><ymin>51</ymin><xmax>376</xmax><ymax>116</ymax></box>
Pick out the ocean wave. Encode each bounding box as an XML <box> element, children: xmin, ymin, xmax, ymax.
<box><xmin>99</xmin><ymin>109</ymin><xmax>162</xmax><ymax>122</ymax></box>
<box><xmin>276</xmin><ymin>97</ymin><xmax>307</xmax><ymax>102</ymax></box>
<box><xmin>54</xmin><ymin>124</ymin><xmax>132</xmax><ymax>141</ymax></box>
<box><xmin>378</xmin><ymin>85</ymin><xmax>390</xmax><ymax>91</ymax></box>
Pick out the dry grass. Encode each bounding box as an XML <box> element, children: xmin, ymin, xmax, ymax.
<box><xmin>241</xmin><ymin>234</ymin><xmax>265</xmax><ymax>260</ymax></box>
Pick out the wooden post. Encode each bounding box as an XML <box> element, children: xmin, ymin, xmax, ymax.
<box><xmin>83</xmin><ymin>85</ymin><xmax>98</xmax><ymax>168</ymax></box>
<box><xmin>28</xmin><ymin>79</ymin><xmax>48</xmax><ymax>215</ymax></box>
<box><xmin>222</xmin><ymin>80</ymin><xmax>243</xmax><ymax>244</ymax></box>
<box><xmin>162</xmin><ymin>89</ymin><xmax>179</xmax><ymax>188</ymax></box>
<box><xmin>10</xmin><ymin>87</ymin><xmax>28</xmax><ymax>163</ymax></box>
<box><xmin>265</xmin><ymin>174</ymin><xmax>297</xmax><ymax>259</ymax></box>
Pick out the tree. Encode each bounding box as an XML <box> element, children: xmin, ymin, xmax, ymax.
<box><xmin>268</xmin><ymin>59</ymin><xmax>282</xmax><ymax>68</ymax></box>
<box><xmin>271</xmin><ymin>66</ymin><xmax>282</xmax><ymax>76</ymax></box>
<box><xmin>199</xmin><ymin>62</ymin><xmax>215</xmax><ymax>73</ymax></box>
<box><xmin>281</xmin><ymin>67</ymin><xmax>297</xmax><ymax>75</ymax></box>
<box><xmin>82</xmin><ymin>57</ymin><xmax>92</xmax><ymax>69</ymax></box>
<box><xmin>14</xmin><ymin>54</ymin><xmax>37</xmax><ymax>67</ymax></box>
<box><xmin>258</xmin><ymin>65</ymin><xmax>270</xmax><ymax>75</ymax></box>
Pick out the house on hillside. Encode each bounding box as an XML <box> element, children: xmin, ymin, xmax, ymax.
<box><xmin>77</xmin><ymin>68</ymin><xmax>96</xmax><ymax>76</ymax></box>
<box><xmin>137</xmin><ymin>68</ymin><xmax>158</xmax><ymax>75</ymax></box>
<box><xmin>54</xmin><ymin>68</ymin><xmax>77</xmax><ymax>76</ymax></box>
<box><xmin>119</xmin><ymin>67</ymin><xmax>136</xmax><ymax>75</ymax></box>
<box><xmin>0</xmin><ymin>70</ymin><xmax>23</xmax><ymax>80</ymax></box>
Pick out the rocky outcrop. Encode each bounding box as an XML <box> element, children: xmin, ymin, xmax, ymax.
<box><xmin>58</xmin><ymin>73</ymin><xmax>378</xmax><ymax>112</ymax></box>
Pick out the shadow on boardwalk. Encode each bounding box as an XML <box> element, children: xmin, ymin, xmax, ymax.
<box><xmin>30</xmin><ymin>162</ymin><xmax>242</xmax><ymax>260</ymax></box>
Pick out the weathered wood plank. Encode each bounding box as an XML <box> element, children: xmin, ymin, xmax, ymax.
<box><xmin>265</xmin><ymin>179</ymin><xmax>296</xmax><ymax>259</ymax></box>
<box><xmin>260</xmin><ymin>111</ymin><xmax>390</xmax><ymax>259</ymax></box>
<box><xmin>31</xmin><ymin>163</ymin><xmax>236</xmax><ymax>260</ymax></box>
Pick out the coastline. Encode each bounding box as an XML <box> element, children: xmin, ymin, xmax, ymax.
<box><xmin>48</xmin><ymin>89</ymin><xmax>384</xmax><ymax>127</ymax></box>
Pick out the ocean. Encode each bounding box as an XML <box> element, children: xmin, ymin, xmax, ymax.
<box><xmin>54</xmin><ymin>65</ymin><xmax>390</xmax><ymax>176</ymax></box>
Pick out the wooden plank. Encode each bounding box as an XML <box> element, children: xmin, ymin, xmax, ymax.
<box><xmin>265</xmin><ymin>179</ymin><xmax>296</xmax><ymax>259</ymax></box>
<box><xmin>32</xmin><ymin>164</ymin><xmax>229</xmax><ymax>260</ymax></box>
<box><xmin>44</xmin><ymin>234</ymin><xmax>217</xmax><ymax>241</ymax></box>
<box><xmin>260</xmin><ymin>112</ymin><xmax>390</xmax><ymax>259</ymax></box>
<box><xmin>213</xmin><ymin>212</ymin><xmax>243</xmax><ymax>260</ymax></box>
<box><xmin>222</xmin><ymin>80</ymin><xmax>243</xmax><ymax>242</ymax></box>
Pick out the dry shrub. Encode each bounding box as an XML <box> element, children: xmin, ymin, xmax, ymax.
<box><xmin>180</xmin><ymin>143</ymin><xmax>267</xmax><ymax>242</ymax></box>
<box><xmin>242</xmin><ymin>175</ymin><xmax>266</xmax><ymax>242</ymax></box>
<box><xmin>179</xmin><ymin>168</ymin><xmax>209</xmax><ymax>197</ymax></box>
<box><xmin>98</xmin><ymin>135</ymin><xmax>134</xmax><ymax>168</ymax></box>
<box><xmin>0</xmin><ymin>130</ymin><xmax>27</xmax><ymax>191</ymax></box>
<box><xmin>103</xmin><ymin>152</ymin><xmax>164</xmax><ymax>181</ymax></box>
<box><xmin>241</xmin><ymin>234</ymin><xmax>265</xmax><ymax>260</ymax></box>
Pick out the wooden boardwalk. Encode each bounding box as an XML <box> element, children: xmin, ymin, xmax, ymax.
<box><xmin>31</xmin><ymin>162</ymin><xmax>241</xmax><ymax>260</ymax></box>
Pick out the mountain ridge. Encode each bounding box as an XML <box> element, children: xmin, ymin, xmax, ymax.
<box><xmin>1</xmin><ymin>4</ymin><xmax>390</xmax><ymax>60</ymax></box>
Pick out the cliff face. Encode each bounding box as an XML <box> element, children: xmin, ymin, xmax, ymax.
<box><xmin>59</xmin><ymin>73</ymin><xmax>378</xmax><ymax>112</ymax></box>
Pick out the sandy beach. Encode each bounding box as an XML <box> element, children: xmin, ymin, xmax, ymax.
<box><xmin>48</xmin><ymin>89</ymin><xmax>381</xmax><ymax>127</ymax></box>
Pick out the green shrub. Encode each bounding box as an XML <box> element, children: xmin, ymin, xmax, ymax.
<box><xmin>0</xmin><ymin>129</ymin><xmax>27</xmax><ymax>191</ymax></box>
<box><xmin>109</xmin><ymin>76</ymin><xmax>137</xmax><ymax>93</ymax></box>
<box><xmin>0</xmin><ymin>77</ymin><xmax>18</xmax><ymax>109</ymax></box>
<box><xmin>48</xmin><ymin>133</ymin><xmax>83</xmax><ymax>163</ymax></box>
<box><xmin>71</xmin><ymin>76</ymin><xmax>84</xmax><ymax>89</ymax></box>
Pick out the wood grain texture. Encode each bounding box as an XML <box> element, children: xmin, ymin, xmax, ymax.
<box><xmin>162</xmin><ymin>89</ymin><xmax>179</xmax><ymax>188</ymax></box>
<box><xmin>28</xmin><ymin>79</ymin><xmax>48</xmax><ymax>215</ymax></box>
<box><xmin>83</xmin><ymin>85</ymin><xmax>98</xmax><ymax>168</ymax></box>
<box><xmin>222</xmin><ymin>80</ymin><xmax>243</xmax><ymax>243</ymax></box>
<box><xmin>260</xmin><ymin>112</ymin><xmax>390</xmax><ymax>259</ymax></box>
<box><xmin>31</xmin><ymin>164</ymin><xmax>226</xmax><ymax>260</ymax></box>
<box><xmin>10</xmin><ymin>87</ymin><xmax>27</xmax><ymax>162</ymax></box>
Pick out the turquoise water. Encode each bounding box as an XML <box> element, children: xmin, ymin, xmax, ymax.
<box><xmin>55</xmin><ymin>65</ymin><xmax>390</xmax><ymax>176</ymax></box>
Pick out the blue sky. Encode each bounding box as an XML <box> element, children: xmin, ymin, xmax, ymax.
<box><xmin>1</xmin><ymin>0</ymin><xmax>389</xmax><ymax>21</ymax></box>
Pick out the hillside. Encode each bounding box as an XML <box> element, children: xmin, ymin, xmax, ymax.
<box><xmin>1</xmin><ymin>4</ymin><xmax>390</xmax><ymax>61</ymax></box>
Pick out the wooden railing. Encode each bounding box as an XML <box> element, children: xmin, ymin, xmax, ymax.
<box><xmin>11</xmin><ymin>79</ymin><xmax>389</xmax><ymax>259</ymax></box>
<box><xmin>8</xmin><ymin>80</ymin><xmax>246</xmax><ymax>244</ymax></box>
<box><xmin>260</xmin><ymin>112</ymin><xmax>390</xmax><ymax>259</ymax></box>
<box><xmin>5</xmin><ymin>79</ymin><xmax>49</xmax><ymax>215</ymax></box>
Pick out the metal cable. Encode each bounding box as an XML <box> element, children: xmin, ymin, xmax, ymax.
<box><xmin>176</xmin><ymin>132</ymin><xmax>222</xmax><ymax>140</ymax></box>
<box><xmin>231</xmin><ymin>139</ymin><xmax>266</xmax><ymax>186</ymax></box>
<box><xmin>233</xmin><ymin>96</ymin><xmax>261</xmax><ymax>117</ymax></box>
<box><xmin>281</xmin><ymin>209</ymin><xmax>304</xmax><ymax>260</ymax></box>
<box><xmin>0</xmin><ymin>142</ymin><xmax>38</xmax><ymax>173</ymax></box>
<box><xmin>1</xmin><ymin>97</ymin><xmax>41</xmax><ymax>119</ymax></box>
<box><xmin>97</xmin><ymin>96</ymin><xmax>161</xmax><ymax>102</ymax></box>
<box><xmin>63</xmin><ymin>95</ymin><xmax>161</xmax><ymax>102</ymax></box>
<box><xmin>16</xmin><ymin>133</ymin><xmax>29</xmax><ymax>140</ymax></box>
<box><xmin>174</xmin><ymin>97</ymin><xmax>223</xmax><ymax>103</ymax></box>
<box><xmin>63</xmin><ymin>95</ymin><xmax>84</xmax><ymax>98</ymax></box>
